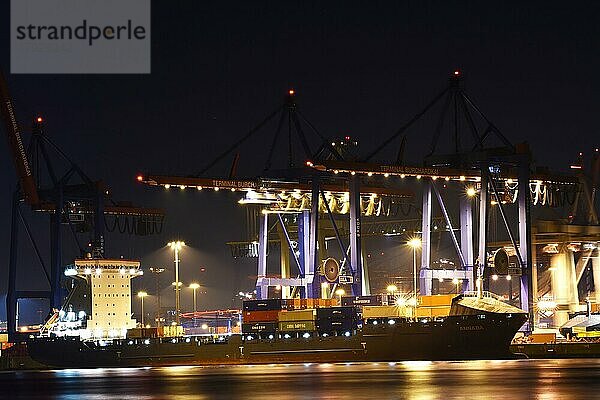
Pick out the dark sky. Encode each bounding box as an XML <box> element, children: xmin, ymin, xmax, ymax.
<box><xmin>1</xmin><ymin>1</ymin><xmax>599</xmax><ymax>319</ymax></box>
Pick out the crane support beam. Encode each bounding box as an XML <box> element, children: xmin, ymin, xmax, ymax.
<box><xmin>312</xmin><ymin>160</ymin><xmax>579</xmax><ymax>185</ymax></box>
<box><xmin>139</xmin><ymin>174</ymin><xmax>412</xmax><ymax>198</ymax></box>
<box><xmin>0</xmin><ymin>71</ymin><xmax>40</xmax><ymax>205</ymax></box>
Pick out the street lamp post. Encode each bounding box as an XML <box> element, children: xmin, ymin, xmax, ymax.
<box><xmin>137</xmin><ymin>291</ymin><xmax>148</xmax><ymax>327</ymax></box>
<box><xmin>407</xmin><ymin>238</ymin><xmax>421</xmax><ymax>306</ymax></box>
<box><xmin>189</xmin><ymin>283</ymin><xmax>200</xmax><ymax>327</ymax></box>
<box><xmin>167</xmin><ymin>241</ymin><xmax>185</xmax><ymax>325</ymax></box>
<box><xmin>149</xmin><ymin>267</ymin><xmax>165</xmax><ymax>327</ymax></box>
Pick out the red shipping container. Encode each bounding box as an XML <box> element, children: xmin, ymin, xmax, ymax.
<box><xmin>243</xmin><ymin>310</ymin><xmax>280</xmax><ymax>322</ymax></box>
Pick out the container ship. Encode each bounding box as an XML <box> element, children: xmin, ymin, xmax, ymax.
<box><xmin>27</xmin><ymin>293</ymin><xmax>527</xmax><ymax>368</ymax></box>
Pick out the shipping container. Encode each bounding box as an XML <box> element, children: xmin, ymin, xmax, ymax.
<box><xmin>243</xmin><ymin>310</ymin><xmax>280</xmax><ymax>322</ymax></box>
<box><xmin>278</xmin><ymin>309</ymin><xmax>316</xmax><ymax>322</ymax></box>
<box><xmin>341</xmin><ymin>295</ymin><xmax>387</xmax><ymax>307</ymax></box>
<box><xmin>362</xmin><ymin>305</ymin><xmax>410</xmax><ymax>318</ymax></box>
<box><xmin>418</xmin><ymin>295</ymin><xmax>455</xmax><ymax>307</ymax></box>
<box><xmin>528</xmin><ymin>332</ymin><xmax>557</xmax><ymax>343</ymax></box>
<box><xmin>316</xmin><ymin>306</ymin><xmax>357</xmax><ymax>320</ymax></box>
<box><xmin>242</xmin><ymin>322</ymin><xmax>278</xmax><ymax>333</ymax></box>
<box><xmin>316</xmin><ymin>319</ymin><xmax>357</xmax><ymax>333</ymax></box>
<box><xmin>243</xmin><ymin>299</ymin><xmax>284</xmax><ymax>311</ymax></box>
<box><xmin>278</xmin><ymin>320</ymin><xmax>316</xmax><ymax>331</ymax></box>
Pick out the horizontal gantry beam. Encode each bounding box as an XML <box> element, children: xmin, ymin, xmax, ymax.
<box><xmin>138</xmin><ymin>174</ymin><xmax>413</xmax><ymax>197</ymax></box>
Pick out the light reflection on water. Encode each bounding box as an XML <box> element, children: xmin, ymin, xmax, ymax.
<box><xmin>2</xmin><ymin>359</ymin><xmax>600</xmax><ymax>399</ymax></box>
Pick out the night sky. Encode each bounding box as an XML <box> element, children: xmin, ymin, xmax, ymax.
<box><xmin>1</xmin><ymin>2</ymin><xmax>599</xmax><ymax>321</ymax></box>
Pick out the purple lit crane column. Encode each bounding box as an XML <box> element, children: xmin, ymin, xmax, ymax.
<box><xmin>349</xmin><ymin>175</ymin><xmax>365</xmax><ymax>296</ymax></box>
<box><xmin>518</xmin><ymin>158</ymin><xmax>534</xmax><ymax>330</ymax></box>
<box><xmin>419</xmin><ymin>182</ymin><xmax>432</xmax><ymax>295</ymax></box>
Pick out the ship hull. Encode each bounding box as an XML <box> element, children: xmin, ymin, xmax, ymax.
<box><xmin>27</xmin><ymin>314</ymin><xmax>526</xmax><ymax>368</ymax></box>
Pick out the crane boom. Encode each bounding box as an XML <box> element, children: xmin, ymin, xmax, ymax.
<box><xmin>0</xmin><ymin>71</ymin><xmax>40</xmax><ymax>205</ymax></box>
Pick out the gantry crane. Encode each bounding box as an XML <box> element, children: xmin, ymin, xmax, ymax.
<box><xmin>0</xmin><ymin>71</ymin><xmax>164</xmax><ymax>339</ymax></box>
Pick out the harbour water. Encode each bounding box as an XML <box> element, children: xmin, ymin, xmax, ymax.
<box><xmin>2</xmin><ymin>359</ymin><xmax>600</xmax><ymax>399</ymax></box>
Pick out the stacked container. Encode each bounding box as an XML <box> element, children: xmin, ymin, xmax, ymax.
<box><xmin>341</xmin><ymin>294</ymin><xmax>388</xmax><ymax>307</ymax></box>
<box><xmin>416</xmin><ymin>295</ymin><xmax>453</xmax><ymax>318</ymax></box>
<box><xmin>242</xmin><ymin>299</ymin><xmax>284</xmax><ymax>334</ymax></box>
<box><xmin>316</xmin><ymin>306</ymin><xmax>358</xmax><ymax>334</ymax></box>
<box><xmin>277</xmin><ymin>309</ymin><xmax>316</xmax><ymax>332</ymax></box>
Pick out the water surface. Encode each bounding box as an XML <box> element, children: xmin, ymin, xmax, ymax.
<box><xmin>2</xmin><ymin>359</ymin><xmax>599</xmax><ymax>399</ymax></box>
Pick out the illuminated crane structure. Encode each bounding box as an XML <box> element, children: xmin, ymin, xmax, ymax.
<box><xmin>139</xmin><ymin>90</ymin><xmax>413</xmax><ymax>299</ymax></box>
<box><xmin>0</xmin><ymin>71</ymin><xmax>164</xmax><ymax>339</ymax></box>
<box><xmin>139</xmin><ymin>73</ymin><xmax>597</xmax><ymax>332</ymax></box>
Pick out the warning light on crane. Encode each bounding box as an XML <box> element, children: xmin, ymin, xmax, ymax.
<box><xmin>136</xmin><ymin>175</ymin><xmax>143</xmax><ymax>182</ymax></box>
<box><xmin>453</xmin><ymin>70</ymin><xmax>460</xmax><ymax>76</ymax></box>
<box><xmin>36</xmin><ymin>116</ymin><xmax>43</xmax><ymax>123</ymax></box>
<box><xmin>288</xmin><ymin>89</ymin><xmax>295</xmax><ymax>96</ymax></box>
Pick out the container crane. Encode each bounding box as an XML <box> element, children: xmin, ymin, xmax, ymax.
<box><xmin>0</xmin><ymin>71</ymin><xmax>164</xmax><ymax>339</ymax></box>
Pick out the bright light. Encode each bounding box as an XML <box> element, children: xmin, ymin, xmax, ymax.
<box><xmin>466</xmin><ymin>187</ymin><xmax>477</xmax><ymax>197</ymax></box>
<box><xmin>459</xmin><ymin>175</ymin><xmax>466</xmax><ymax>181</ymax></box>
<box><xmin>172</xmin><ymin>281</ymin><xmax>183</xmax><ymax>287</ymax></box>
<box><xmin>289</xmin><ymin>89</ymin><xmax>295</xmax><ymax>95</ymax></box>
<box><xmin>64</xmin><ymin>268</ymin><xmax>78</xmax><ymax>276</ymax></box>
<box><xmin>84</xmin><ymin>268</ymin><xmax>92</xmax><ymax>275</ymax></box>
<box><xmin>189</xmin><ymin>283</ymin><xmax>200</xmax><ymax>290</ymax></box>
<box><xmin>537</xmin><ymin>299</ymin><xmax>557</xmax><ymax>311</ymax></box>
<box><xmin>452</xmin><ymin>278</ymin><xmax>459</xmax><ymax>285</ymax></box>
<box><xmin>164</xmin><ymin>184</ymin><xmax>170</xmax><ymax>189</ymax></box>
<box><xmin>167</xmin><ymin>241</ymin><xmax>185</xmax><ymax>250</ymax></box>
<box><xmin>492</xmin><ymin>274</ymin><xmax>499</xmax><ymax>281</ymax></box>
<box><xmin>407</xmin><ymin>238</ymin><xmax>421</xmax><ymax>249</ymax></box>
<box><xmin>506</xmin><ymin>275</ymin><xmax>512</xmax><ymax>281</ymax></box>
<box><xmin>384</xmin><ymin>173</ymin><xmax>390</xmax><ymax>178</ymax></box>
<box><xmin>137</xmin><ymin>291</ymin><xmax>148</xmax><ymax>298</ymax></box>
<box><xmin>201</xmin><ymin>323</ymin><xmax>208</xmax><ymax>330</ymax></box>
<box><xmin>275</xmin><ymin>285</ymin><xmax>281</xmax><ymax>291</ymax></box>
<box><xmin>136</xmin><ymin>175</ymin><xmax>143</xmax><ymax>182</ymax></box>
<box><xmin>335</xmin><ymin>288</ymin><xmax>346</xmax><ymax>296</ymax></box>
<box><xmin>386</xmin><ymin>284</ymin><xmax>398</xmax><ymax>293</ymax></box>
<box><xmin>395</xmin><ymin>297</ymin><xmax>407</xmax><ymax>306</ymax></box>
<box><xmin>36</xmin><ymin>116</ymin><xmax>43</xmax><ymax>123</ymax></box>
<box><xmin>303</xmin><ymin>332</ymin><xmax>311</xmax><ymax>338</ymax></box>
<box><xmin>438</xmin><ymin>277</ymin><xmax>444</xmax><ymax>282</ymax></box>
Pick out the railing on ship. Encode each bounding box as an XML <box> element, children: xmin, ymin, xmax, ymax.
<box><xmin>462</xmin><ymin>291</ymin><xmax>503</xmax><ymax>301</ymax></box>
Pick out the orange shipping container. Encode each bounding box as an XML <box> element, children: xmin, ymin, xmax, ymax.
<box><xmin>419</xmin><ymin>295</ymin><xmax>455</xmax><ymax>307</ymax></box>
<box><xmin>529</xmin><ymin>333</ymin><xmax>556</xmax><ymax>344</ymax></box>
<box><xmin>243</xmin><ymin>310</ymin><xmax>280</xmax><ymax>322</ymax></box>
